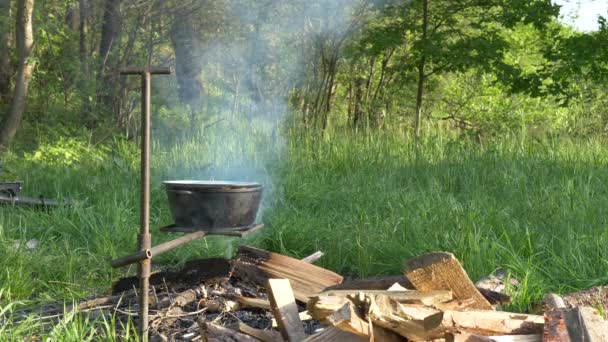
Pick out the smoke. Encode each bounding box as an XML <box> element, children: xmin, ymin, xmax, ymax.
<box><xmin>159</xmin><ymin>0</ymin><xmax>363</xmax><ymax>220</ymax></box>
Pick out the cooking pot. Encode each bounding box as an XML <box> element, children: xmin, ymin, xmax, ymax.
<box><xmin>163</xmin><ymin>180</ymin><xmax>263</xmax><ymax>231</ymax></box>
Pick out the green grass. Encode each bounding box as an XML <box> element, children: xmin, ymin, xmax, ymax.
<box><xmin>1</xmin><ymin>128</ymin><xmax>608</xmax><ymax>338</ymax></box>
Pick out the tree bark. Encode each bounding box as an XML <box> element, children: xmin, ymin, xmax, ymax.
<box><xmin>0</xmin><ymin>0</ymin><xmax>12</xmax><ymax>103</ymax></box>
<box><xmin>0</xmin><ymin>0</ymin><xmax>35</xmax><ymax>150</ymax></box>
<box><xmin>414</xmin><ymin>0</ymin><xmax>428</xmax><ymax>139</ymax></box>
<box><xmin>79</xmin><ymin>0</ymin><xmax>88</xmax><ymax>76</ymax></box>
<box><xmin>95</xmin><ymin>0</ymin><xmax>121</xmax><ymax>119</ymax></box>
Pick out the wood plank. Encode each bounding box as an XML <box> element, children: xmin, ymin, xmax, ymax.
<box><xmin>233</xmin><ymin>245</ymin><xmax>343</xmax><ymax>302</ymax></box>
<box><xmin>308</xmin><ymin>295</ymin><xmax>350</xmax><ymax>321</ymax></box>
<box><xmin>323</xmin><ymin>275</ymin><xmax>413</xmax><ymax>291</ymax></box>
<box><xmin>267</xmin><ymin>279</ymin><xmax>307</xmax><ymax>342</ymax></box>
<box><xmin>404</xmin><ymin>252</ymin><xmax>493</xmax><ymax>310</ymax></box>
<box><xmin>441</xmin><ymin>310</ymin><xmax>544</xmax><ymax>336</ymax></box>
<box><xmin>449</xmin><ymin>332</ymin><xmax>541</xmax><ymax>342</ymax></box>
<box><xmin>199</xmin><ymin>321</ymin><xmax>259</xmax><ymax>342</ymax></box>
<box><xmin>491</xmin><ymin>335</ymin><xmax>542</xmax><ymax>342</ymax></box>
<box><xmin>543</xmin><ymin>293</ymin><xmax>570</xmax><ymax>342</ymax></box>
<box><xmin>303</xmin><ymin>327</ymin><xmax>369</xmax><ymax>342</ymax></box>
<box><xmin>319</xmin><ymin>289</ymin><xmax>452</xmax><ymax>306</ymax></box>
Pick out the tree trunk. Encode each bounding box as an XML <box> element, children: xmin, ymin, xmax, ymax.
<box><xmin>79</xmin><ymin>0</ymin><xmax>88</xmax><ymax>76</ymax></box>
<box><xmin>95</xmin><ymin>0</ymin><xmax>121</xmax><ymax>119</ymax></box>
<box><xmin>170</xmin><ymin>13</ymin><xmax>203</xmax><ymax>120</ymax></box>
<box><xmin>0</xmin><ymin>0</ymin><xmax>35</xmax><ymax>150</ymax></box>
<box><xmin>414</xmin><ymin>0</ymin><xmax>428</xmax><ymax>139</ymax></box>
<box><xmin>0</xmin><ymin>0</ymin><xmax>12</xmax><ymax>103</ymax></box>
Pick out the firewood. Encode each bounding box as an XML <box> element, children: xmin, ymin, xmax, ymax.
<box><xmin>301</xmin><ymin>251</ymin><xmax>324</xmax><ymax>264</ymax></box>
<box><xmin>448</xmin><ymin>331</ymin><xmax>494</xmax><ymax>342</ymax></box>
<box><xmin>267</xmin><ymin>279</ymin><xmax>308</xmax><ymax>341</ymax></box>
<box><xmin>543</xmin><ymin>293</ymin><xmax>570</xmax><ymax>342</ymax></box>
<box><xmin>324</xmin><ymin>275</ymin><xmax>413</xmax><ymax>291</ymax></box>
<box><xmin>490</xmin><ymin>335</ymin><xmax>542</xmax><ymax>341</ymax></box>
<box><xmin>234</xmin><ymin>295</ymin><xmax>271</xmax><ymax>310</ymax></box>
<box><xmin>323</xmin><ymin>300</ymin><xmax>404</xmax><ymax>341</ymax></box>
<box><xmin>365</xmin><ymin>294</ymin><xmax>445</xmax><ymax>341</ymax></box>
<box><xmin>233</xmin><ymin>322</ymin><xmax>282</xmax><ymax>342</ymax></box>
<box><xmin>233</xmin><ymin>245</ymin><xmax>343</xmax><ymax>302</ymax></box>
<box><xmin>388</xmin><ymin>282</ymin><xmax>410</xmax><ymax>291</ymax></box>
<box><xmin>404</xmin><ymin>252</ymin><xmax>493</xmax><ymax>310</ymax></box>
<box><xmin>272</xmin><ymin>310</ymin><xmax>311</xmax><ymax>327</ymax></box>
<box><xmin>198</xmin><ymin>321</ymin><xmax>259</xmax><ymax>342</ymax></box>
<box><xmin>308</xmin><ymin>295</ymin><xmax>350</xmax><ymax>320</ymax></box>
<box><xmin>319</xmin><ymin>289</ymin><xmax>452</xmax><ymax>306</ymax></box>
<box><xmin>563</xmin><ymin>306</ymin><xmax>608</xmax><ymax>341</ymax></box>
<box><xmin>303</xmin><ymin>327</ymin><xmax>369</xmax><ymax>342</ymax></box>
<box><xmin>440</xmin><ymin>310</ymin><xmax>544</xmax><ymax>335</ymax></box>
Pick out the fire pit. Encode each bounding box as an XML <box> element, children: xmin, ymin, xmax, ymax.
<box><xmin>163</xmin><ymin>180</ymin><xmax>263</xmax><ymax>231</ymax></box>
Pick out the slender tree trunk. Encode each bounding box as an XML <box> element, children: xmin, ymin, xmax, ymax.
<box><xmin>95</xmin><ymin>0</ymin><xmax>121</xmax><ymax>120</ymax></box>
<box><xmin>0</xmin><ymin>0</ymin><xmax>12</xmax><ymax>103</ymax></box>
<box><xmin>0</xmin><ymin>0</ymin><xmax>35</xmax><ymax>149</ymax></box>
<box><xmin>414</xmin><ymin>0</ymin><xmax>428</xmax><ymax>139</ymax></box>
<box><xmin>79</xmin><ymin>0</ymin><xmax>88</xmax><ymax>75</ymax></box>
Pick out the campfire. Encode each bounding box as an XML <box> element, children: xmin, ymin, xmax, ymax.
<box><xmin>9</xmin><ymin>245</ymin><xmax>607</xmax><ymax>341</ymax></box>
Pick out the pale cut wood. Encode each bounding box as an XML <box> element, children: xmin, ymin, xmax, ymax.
<box><xmin>449</xmin><ymin>332</ymin><xmax>542</xmax><ymax>342</ymax></box>
<box><xmin>308</xmin><ymin>295</ymin><xmax>350</xmax><ymax>321</ymax></box>
<box><xmin>404</xmin><ymin>252</ymin><xmax>493</xmax><ymax>310</ymax></box>
<box><xmin>563</xmin><ymin>306</ymin><xmax>608</xmax><ymax>342</ymax></box>
<box><xmin>272</xmin><ymin>310</ymin><xmax>311</xmax><ymax>327</ymax></box>
<box><xmin>234</xmin><ymin>322</ymin><xmax>282</xmax><ymax>342</ymax></box>
<box><xmin>323</xmin><ymin>301</ymin><xmax>405</xmax><ymax>341</ymax></box>
<box><xmin>365</xmin><ymin>294</ymin><xmax>444</xmax><ymax>340</ymax></box>
<box><xmin>441</xmin><ymin>310</ymin><xmax>544</xmax><ymax>335</ymax></box>
<box><xmin>324</xmin><ymin>275</ymin><xmax>413</xmax><ymax>291</ymax></box>
<box><xmin>267</xmin><ymin>279</ymin><xmax>307</xmax><ymax>342</ymax></box>
<box><xmin>301</xmin><ymin>251</ymin><xmax>324</xmax><ymax>264</ymax></box>
<box><xmin>319</xmin><ymin>289</ymin><xmax>452</xmax><ymax>306</ymax></box>
<box><xmin>234</xmin><ymin>295</ymin><xmax>271</xmax><ymax>310</ymax></box>
<box><xmin>543</xmin><ymin>293</ymin><xmax>570</xmax><ymax>342</ymax></box>
<box><xmin>448</xmin><ymin>331</ymin><xmax>494</xmax><ymax>342</ymax></box>
<box><xmin>388</xmin><ymin>282</ymin><xmax>410</xmax><ymax>291</ymax></box>
<box><xmin>233</xmin><ymin>245</ymin><xmax>343</xmax><ymax>301</ymax></box>
<box><xmin>303</xmin><ymin>327</ymin><xmax>369</xmax><ymax>342</ymax></box>
<box><xmin>199</xmin><ymin>321</ymin><xmax>259</xmax><ymax>342</ymax></box>
<box><xmin>491</xmin><ymin>335</ymin><xmax>542</xmax><ymax>342</ymax></box>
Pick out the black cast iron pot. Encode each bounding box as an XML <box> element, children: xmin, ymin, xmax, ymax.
<box><xmin>163</xmin><ymin>180</ymin><xmax>263</xmax><ymax>231</ymax></box>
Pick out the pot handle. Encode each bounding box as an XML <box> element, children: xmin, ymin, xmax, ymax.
<box><xmin>169</xmin><ymin>189</ymin><xmax>193</xmax><ymax>195</ymax></box>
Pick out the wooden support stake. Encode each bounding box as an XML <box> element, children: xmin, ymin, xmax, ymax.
<box><xmin>404</xmin><ymin>252</ymin><xmax>493</xmax><ymax>310</ymax></box>
<box><xmin>267</xmin><ymin>279</ymin><xmax>308</xmax><ymax>341</ymax></box>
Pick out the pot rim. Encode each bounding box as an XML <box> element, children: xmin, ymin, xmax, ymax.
<box><xmin>163</xmin><ymin>180</ymin><xmax>262</xmax><ymax>189</ymax></box>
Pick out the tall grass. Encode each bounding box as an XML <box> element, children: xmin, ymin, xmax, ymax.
<box><xmin>1</xmin><ymin>127</ymin><xmax>608</xmax><ymax>338</ymax></box>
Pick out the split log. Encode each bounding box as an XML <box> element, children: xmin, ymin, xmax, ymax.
<box><xmin>440</xmin><ymin>310</ymin><xmax>544</xmax><ymax>336</ymax></box>
<box><xmin>448</xmin><ymin>332</ymin><xmax>541</xmax><ymax>342</ymax></box>
<box><xmin>303</xmin><ymin>327</ymin><xmax>369</xmax><ymax>342</ymax></box>
<box><xmin>563</xmin><ymin>306</ymin><xmax>608</xmax><ymax>342</ymax></box>
<box><xmin>233</xmin><ymin>322</ymin><xmax>282</xmax><ymax>342</ymax></box>
<box><xmin>233</xmin><ymin>245</ymin><xmax>343</xmax><ymax>301</ymax></box>
<box><xmin>404</xmin><ymin>252</ymin><xmax>493</xmax><ymax>310</ymax></box>
<box><xmin>301</xmin><ymin>251</ymin><xmax>324</xmax><ymax>264</ymax></box>
<box><xmin>365</xmin><ymin>294</ymin><xmax>444</xmax><ymax>340</ymax></box>
<box><xmin>308</xmin><ymin>295</ymin><xmax>350</xmax><ymax>320</ymax></box>
<box><xmin>490</xmin><ymin>335</ymin><xmax>542</xmax><ymax>341</ymax></box>
<box><xmin>323</xmin><ymin>300</ymin><xmax>404</xmax><ymax>341</ymax></box>
<box><xmin>267</xmin><ymin>279</ymin><xmax>307</xmax><ymax>341</ymax></box>
<box><xmin>543</xmin><ymin>293</ymin><xmax>570</xmax><ymax>342</ymax></box>
<box><xmin>324</xmin><ymin>275</ymin><xmax>412</xmax><ymax>291</ymax></box>
<box><xmin>272</xmin><ymin>311</ymin><xmax>311</xmax><ymax>327</ymax></box>
<box><xmin>198</xmin><ymin>321</ymin><xmax>259</xmax><ymax>342</ymax></box>
<box><xmin>319</xmin><ymin>289</ymin><xmax>452</xmax><ymax>306</ymax></box>
<box><xmin>234</xmin><ymin>295</ymin><xmax>271</xmax><ymax>310</ymax></box>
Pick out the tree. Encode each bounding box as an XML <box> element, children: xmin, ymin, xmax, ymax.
<box><xmin>0</xmin><ymin>0</ymin><xmax>12</xmax><ymax>103</ymax></box>
<box><xmin>364</xmin><ymin>0</ymin><xmax>559</xmax><ymax>138</ymax></box>
<box><xmin>0</xmin><ymin>0</ymin><xmax>35</xmax><ymax>150</ymax></box>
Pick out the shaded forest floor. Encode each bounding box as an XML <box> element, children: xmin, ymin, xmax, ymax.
<box><xmin>1</xmin><ymin>131</ymin><xmax>608</xmax><ymax>338</ymax></box>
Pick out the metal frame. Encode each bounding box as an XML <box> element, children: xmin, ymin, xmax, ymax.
<box><xmin>112</xmin><ymin>66</ymin><xmax>263</xmax><ymax>341</ymax></box>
